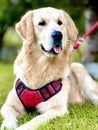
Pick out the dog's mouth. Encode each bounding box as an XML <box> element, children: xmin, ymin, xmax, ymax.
<box><xmin>41</xmin><ymin>44</ymin><xmax>62</xmax><ymax>55</ymax></box>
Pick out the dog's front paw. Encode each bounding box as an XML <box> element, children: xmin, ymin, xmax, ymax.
<box><xmin>1</xmin><ymin>119</ymin><xmax>17</xmax><ymax>130</ymax></box>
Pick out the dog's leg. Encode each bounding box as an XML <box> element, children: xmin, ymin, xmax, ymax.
<box><xmin>1</xmin><ymin>88</ymin><xmax>25</xmax><ymax>130</ymax></box>
<box><xmin>71</xmin><ymin>63</ymin><xmax>98</xmax><ymax>104</ymax></box>
<box><xmin>16</xmin><ymin>107</ymin><xmax>67</xmax><ymax>130</ymax></box>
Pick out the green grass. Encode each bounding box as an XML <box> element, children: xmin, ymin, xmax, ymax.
<box><xmin>0</xmin><ymin>64</ymin><xmax>98</xmax><ymax>130</ymax></box>
<box><xmin>0</xmin><ymin>63</ymin><xmax>15</xmax><ymax>107</ymax></box>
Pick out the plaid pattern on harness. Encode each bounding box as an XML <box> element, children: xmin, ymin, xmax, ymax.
<box><xmin>15</xmin><ymin>79</ymin><xmax>62</xmax><ymax>112</ymax></box>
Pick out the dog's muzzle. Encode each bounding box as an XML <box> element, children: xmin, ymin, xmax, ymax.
<box><xmin>41</xmin><ymin>31</ymin><xmax>63</xmax><ymax>55</ymax></box>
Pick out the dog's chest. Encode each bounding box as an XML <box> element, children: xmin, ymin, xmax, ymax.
<box><xmin>20</xmin><ymin>63</ymin><xmax>66</xmax><ymax>89</ymax></box>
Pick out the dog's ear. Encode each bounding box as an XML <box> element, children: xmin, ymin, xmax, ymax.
<box><xmin>15</xmin><ymin>11</ymin><xmax>34</xmax><ymax>43</ymax></box>
<box><xmin>62</xmin><ymin>11</ymin><xmax>78</xmax><ymax>41</ymax></box>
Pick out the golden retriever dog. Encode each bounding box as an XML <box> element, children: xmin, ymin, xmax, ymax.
<box><xmin>1</xmin><ymin>7</ymin><xmax>98</xmax><ymax>130</ymax></box>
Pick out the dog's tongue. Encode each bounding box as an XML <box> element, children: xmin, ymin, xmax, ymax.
<box><xmin>53</xmin><ymin>46</ymin><xmax>62</xmax><ymax>54</ymax></box>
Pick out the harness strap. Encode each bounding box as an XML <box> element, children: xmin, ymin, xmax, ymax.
<box><xmin>15</xmin><ymin>79</ymin><xmax>62</xmax><ymax>112</ymax></box>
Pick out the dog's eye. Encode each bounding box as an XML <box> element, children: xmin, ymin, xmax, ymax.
<box><xmin>39</xmin><ymin>20</ymin><xmax>46</xmax><ymax>26</ymax></box>
<box><xmin>57</xmin><ymin>20</ymin><xmax>63</xmax><ymax>25</ymax></box>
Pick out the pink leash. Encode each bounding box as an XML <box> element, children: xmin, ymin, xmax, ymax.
<box><xmin>73</xmin><ymin>21</ymin><xmax>98</xmax><ymax>50</ymax></box>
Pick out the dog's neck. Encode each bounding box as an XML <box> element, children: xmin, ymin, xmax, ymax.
<box><xmin>14</xmin><ymin>43</ymin><xmax>71</xmax><ymax>89</ymax></box>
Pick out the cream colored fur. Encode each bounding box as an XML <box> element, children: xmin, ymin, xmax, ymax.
<box><xmin>1</xmin><ymin>7</ymin><xmax>98</xmax><ymax>130</ymax></box>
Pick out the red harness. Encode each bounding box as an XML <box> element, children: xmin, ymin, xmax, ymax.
<box><xmin>15</xmin><ymin>79</ymin><xmax>62</xmax><ymax>112</ymax></box>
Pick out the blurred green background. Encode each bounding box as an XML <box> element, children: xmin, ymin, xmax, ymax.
<box><xmin>0</xmin><ymin>0</ymin><xmax>85</xmax><ymax>63</ymax></box>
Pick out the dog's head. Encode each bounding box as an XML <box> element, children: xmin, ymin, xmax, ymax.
<box><xmin>16</xmin><ymin>7</ymin><xmax>78</xmax><ymax>56</ymax></box>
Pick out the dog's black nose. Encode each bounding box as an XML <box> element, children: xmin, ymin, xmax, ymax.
<box><xmin>52</xmin><ymin>31</ymin><xmax>63</xmax><ymax>41</ymax></box>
